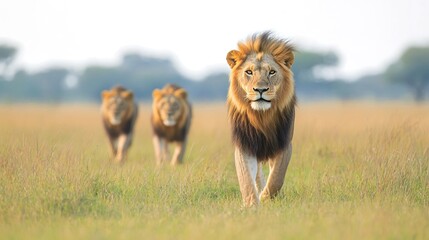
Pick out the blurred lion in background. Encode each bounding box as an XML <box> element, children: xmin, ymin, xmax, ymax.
<box><xmin>151</xmin><ymin>84</ymin><xmax>192</xmax><ymax>165</ymax></box>
<box><xmin>101</xmin><ymin>86</ymin><xmax>138</xmax><ymax>164</ymax></box>
<box><xmin>226</xmin><ymin>32</ymin><xmax>296</xmax><ymax>207</ymax></box>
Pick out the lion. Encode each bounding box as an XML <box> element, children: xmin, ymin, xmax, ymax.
<box><xmin>101</xmin><ymin>86</ymin><xmax>138</xmax><ymax>164</ymax></box>
<box><xmin>151</xmin><ymin>84</ymin><xmax>192</xmax><ymax>165</ymax></box>
<box><xmin>226</xmin><ymin>32</ymin><xmax>296</xmax><ymax>207</ymax></box>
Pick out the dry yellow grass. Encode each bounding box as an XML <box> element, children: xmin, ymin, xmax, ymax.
<box><xmin>0</xmin><ymin>102</ymin><xmax>428</xmax><ymax>239</ymax></box>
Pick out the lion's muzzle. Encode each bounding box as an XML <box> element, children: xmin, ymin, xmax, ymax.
<box><xmin>250</xmin><ymin>88</ymin><xmax>272</xmax><ymax>111</ymax></box>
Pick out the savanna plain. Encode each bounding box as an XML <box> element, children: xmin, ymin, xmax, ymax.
<box><xmin>0</xmin><ymin>102</ymin><xmax>428</xmax><ymax>239</ymax></box>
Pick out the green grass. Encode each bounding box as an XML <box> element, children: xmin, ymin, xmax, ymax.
<box><xmin>0</xmin><ymin>102</ymin><xmax>428</xmax><ymax>239</ymax></box>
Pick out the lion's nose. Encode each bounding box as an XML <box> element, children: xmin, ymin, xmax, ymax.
<box><xmin>253</xmin><ymin>88</ymin><xmax>269</xmax><ymax>94</ymax></box>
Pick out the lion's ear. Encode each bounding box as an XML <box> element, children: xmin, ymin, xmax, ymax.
<box><xmin>102</xmin><ymin>90</ymin><xmax>112</xmax><ymax>100</ymax></box>
<box><xmin>121</xmin><ymin>91</ymin><xmax>134</xmax><ymax>100</ymax></box>
<box><xmin>284</xmin><ymin>52</ymin><xmax>295</xmax><ymax>68</ymax></box>
<box><xmin>174</xmin><ymin>88</ymin><xmax>187</xmax><ymax>99</ymax></box>
<box><xmin>152</xmin><ymin>89</ymin><xmax>163</xmax><ymax>99</ymax></box>
<box><xmin>226</xmin><ymin>50</ymin><xmax>243</xmax><ymax>69</ymax></box>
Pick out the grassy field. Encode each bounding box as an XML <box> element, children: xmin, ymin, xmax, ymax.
<box><xmin>0</xmin><ymin>102</ymin><xmax>428</xmax><ymax>239</ymax></box>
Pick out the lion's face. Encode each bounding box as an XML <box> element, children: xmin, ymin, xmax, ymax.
<box><xmin>156</xmin><ymin>96</ymin><xmax>182</xmax><ymax>126</ymax></box>
<box><xmin>236</xmin><ymin>53</ymin><xmax>285</xmax><ymax>111</ymax></box>
<box><xmin>153</xmin><ymin>87</ymin><xmax>187</xmax><ymax>127</ymax></box>
<box><xmin>102</xmin><ymin>90</ymin><xmax>133</xmax><ymax>126</ymax></box>
<box><xmin>227</xmin><ymin>44</ymin><xmax>294</xmax><ymax>113</ymax></box>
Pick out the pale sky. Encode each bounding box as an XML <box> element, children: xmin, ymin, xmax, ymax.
<box><xmin>1</xmin><ymin>0</ymin><xmax>429</xmax><ymax>80</ymax></box>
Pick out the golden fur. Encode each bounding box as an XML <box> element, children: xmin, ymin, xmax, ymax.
<box><xmin>226</xmin><ymin>32</ymin><xmax>296</xmax><ymax>206</ymax></box>
<box><xmin>101</xmin><ymin>86</ymin><xmax>138</xmax><ymax>164</ymax></box>
<box><xmin>151</xmin><ymin>84</ymin><xmax>192</xmax><ymax>165</ymax></box>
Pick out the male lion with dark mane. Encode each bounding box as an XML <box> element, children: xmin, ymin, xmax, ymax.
<box><xmin>226</xmin><ymin>32</ymin><xmax>296</xmax><ymax>207</ymax></box>
<box><xmin>151</xmin><ymin>84</ymin><xmax>192</xmax><ymax>165</ymax></box>
<box><xmin>101</xmin><ymin>86</ymin><xmax>138</xmax><ymax>164</ymax></box>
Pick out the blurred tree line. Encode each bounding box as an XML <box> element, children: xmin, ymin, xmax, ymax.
<box><xmin>385</xmin><ymin>46</ymin><xmax>429</xmax><ymax>102</ymax></box>
<box><xmin>0</xmin><ymin>44</ymin><xmax>428</xmax><ymax>103</ymax></box>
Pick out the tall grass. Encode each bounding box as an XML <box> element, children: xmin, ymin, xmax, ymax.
<box><xmin>0</xmin><ymin>102</ymin><xmax>428</xmax><ymax>239</ymax></box>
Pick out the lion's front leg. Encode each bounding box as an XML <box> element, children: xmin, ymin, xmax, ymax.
<box><xmin>115</xmin><ymin>134</ymin><xmax>131</xmax><ymax>164</ymax></box>
<box><xmin>109</xmin><ymin>137</ymin><xmax>118</xmax><ymax>157</ymax></box>
<box><xmin>255</xmin><ymin>162</ymin><xmax>266</xmax><ymax>194</ymax></box>
<box><xmin>260</xmin><ymin>143</ymin><xmax>292</xmax><ymax>202</ymax></box>
<box><xmin>234</xmin><ymin>147</ymin><xmax>259</xmax><ymax>207</ymax></box>
<box><xmin>171</xmin><ymin>139</ymin><xmax>186</xmax><ymax>165</ymax></box>
<box><xmin>153</xmin><ymin>135</ymin><xmax>168</xmax><ymax>165</ymax></box>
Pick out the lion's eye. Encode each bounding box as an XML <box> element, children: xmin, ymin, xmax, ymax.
<box><xmin>245</xmin><ymin>70</ymin><xmax>253</xmax><ymax>76</ymax></box>
<box><xmin>269</xmin><ymin>70</ymin><xmax>276</xmax><ymax>75</ymax></box>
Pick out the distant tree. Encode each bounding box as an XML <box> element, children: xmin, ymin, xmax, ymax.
<box><xmin>0</xmin><ymin>45</ymin><xmax>18</xmax><ymax>77</ymax></box>
<box><xmin>0</xmin><ymin>68</ymin><xmax>68</xmax><ymax>102</ymax></box>
<box><xmin>3</xmin><ymin>69</ymin><xmax>36</xmax><ymax>100</ymax></box>
<box><xmin>385</xmin><ymin>46</ymin><xmax>429</xmax><ymax>102</ymax></box>
<box><xmin>77</xmin><ymin>66</ymin><xmax>128</xmax><ymax>101</ymax></box>
<box><xmin>193</xmin><ymin>72</ymin><xmax>229</xmax><ymax>100</ymax></box>
<box><xmin>32</xmin><ymin>67</ymin><xmax>70</xmax><ymax>101</ymax></box>
<box><xmin>121</xmin><ymin>52</ymin><xmax>178</xmax><ymax>74</ymax></box>
<box><xmin>76</xmin><ymin>53</ymin><xmax>191</xmax><ymax>101</ymax></box>
<box><xmin>293</xmin><ymin>50</ymin><xmax>338</xmax><ymax>82</ymax></box>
